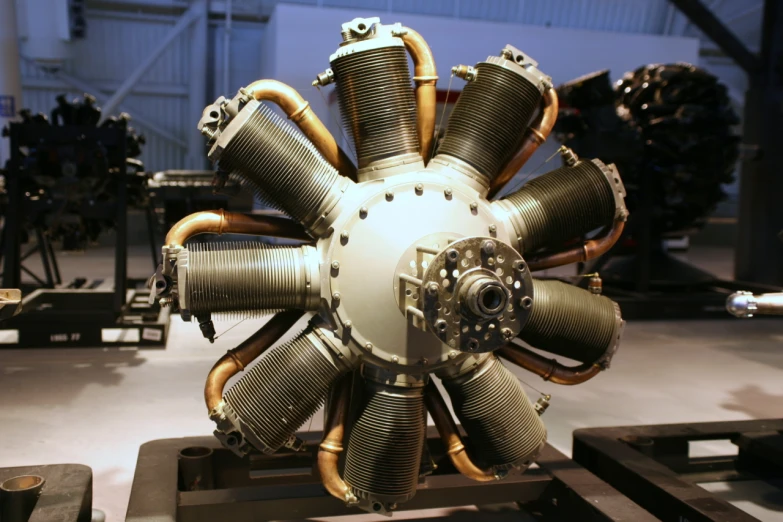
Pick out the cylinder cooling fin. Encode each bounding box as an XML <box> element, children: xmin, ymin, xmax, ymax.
<box><xmin>155</xmin><ymin>16</ymin><xmax>630</xmax><ymax>516</ymax></box>
<box><xmin>435</xmin><ymin>47</ymin><xmax>548</xmax><ymax>185</ymax></box>
<box><xmin>202</xmin><ymin>97</ymin><xmax>346</xmax><ymax>234</ymax></box>
<box><xmin>214</xmin><ymin>327</ymin><xmax>352</xmax><ymax>456</ymax></box>
<box><xmin>441</xmin><ymin>355</ymin><xmax>546</xmax><ymax>470</ymax></box>
<box><xmin>177</xmin><ymin>241</ymin><xmax>320</xmax><ymax>319</ymax></box>
<box><xmin>520</xmin><ymin>279</ymin><xmax>623</xmax><ymax>365</ymax></box>
<box><xmin>499</xmin><ymin>158</ymin><xmax>627</xmax><ymax>254</ymax></box>
<box><xmin>331</xmin><ymin>44</ymin><xmax>419</xmax><ymax>171</ymax></box>
<box><xmin>344</xmin><ymin>379</ymin><xmax>426</xmax><ymax>510</ymax></box>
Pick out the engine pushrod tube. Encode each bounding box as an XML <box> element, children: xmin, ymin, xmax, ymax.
<box><xmin>489</xmin><ymin>88</ymin><xmax>559</xmax><ymax>199</ymax></box>
<box><xmin>204</xmin><ymin>310</ymin><xmax>304</xmax><ymax>414</ymax></box>
<box><xmin>525</xmin><ymin>218</ymin><xmax>625</xmax><ymax>271</ymax></box>
<box><xmin>400</xmin><ymin>27</ymin><xmax>437</xmax><ymax>164</ymax></box>
<box><xmin>423</xmin><ymin>381</ymin><xmax>497</xmax><ymax>482</ymax></box>
<box><xmin>318</xmin><ymin>374</ymin><xmax>357</xmax><ymax>504</ymax></box>
<box><xmin>497</xmin><ymin>344</ymin><xmax>602</xmax><ymax>385</ymax></box>
<box><xmin>165</xmin><ymin>209</ymin><xmax>311</xmax><ymax>248</ymax></box>
<box><xmin>244</xmin><ymin>79</ymin><xmax>357</xmax><ymax>180</ymax></box>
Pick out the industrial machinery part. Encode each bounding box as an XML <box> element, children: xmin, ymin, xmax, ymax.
<box><xmin>726</xmin><ymin>291</ymin><xmax>783</xmax><ymax>318</ymax></box>
<box><xmin>555</xmin><ymin>65</ymin><xmax>739</xmax><ymax>236</ymax></box>
<box><xmin>152</xmin><ymin>17</ymin><xmax>628</xmax><ymax>515</ymax></box>
<box><xmin>433</xmin><ymin>44</ymin><xmax>551</xmax><ymax>190</ymax></box>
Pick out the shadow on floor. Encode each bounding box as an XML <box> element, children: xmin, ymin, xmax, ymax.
<box><xmin>0</xmin><ymin>348</ymin><xmax>145</xmax><ymax>407</ymax></box>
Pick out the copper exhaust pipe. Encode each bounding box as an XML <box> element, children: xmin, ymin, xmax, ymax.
<box><xmin>244</xmin><ymin>79</ymin><xmax>356</xmax><ymax>180</ymax></box>
<box><xmin>526</xmin><ymin>218</ymin><xmax>625</xmax><ymax>272</ymax></box>
<box><xmin>423</xmin><ymin>381</ymin><xmax>498</xmax><ymax>482</ymax></box>
<box><xmin>204</xmin><ymin>310</ymin><xmax>304</xmax><ymax>414</ymax></box>
<box><xmin>400</xmin><ymin>27</ymin><xmax>438</xmax><ymax>164</ymax></box>
<box><xmin>318</xmin><ymin>374</ymin><xmax>357</xmax><ymax>504</ymax></box>
<box><xmin>488</xmin><ymin>88</ymin><xmax>559</xmax><ymax>199</ymax></box>
<box><xmin>165</xmin><ymin>209</ymin><xmax>311</xmax><ymax>248</ymax></box>
<box><xmin>498</xmin><ymin>345</ymin><xmax>602</xmax><ymax>386</ymax></box>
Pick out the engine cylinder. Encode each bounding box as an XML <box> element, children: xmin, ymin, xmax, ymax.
<box><xmin>330</xmin><ymin>31</ymin><xmax>419</xmax><ymax>171</ymax></box>
<box><xmin>220</xmin><ymin>328</ymin><xmax>350</xmax><ymax>454</ymax></box>
<box><xmin>442</xmin><ymin>355</ymin><xmax>545</xmax><ymax>469</ymax></box>
<box><xmin>344</xmin><ymin>380</ymin><xmax>426</xmax><ymax>507</ymax></box>
<box><xmin>436</xmin><ymin>51</ymin><xmax>546</xmax><ymax>185</ymax></box>
<box><xmin>209</xmin><ymin>99</ymin><xmax>343</xmax><ymax>232</ymax></box>
<box><xmin>520</xmin><ymin>279</ymin><xmax>622</xmax><ymax>364</ymax></box>
<box><xmin>501</xmin><ymin>159</ymin><xmax>623</xmax><ymax>254</ymax></box>
<box><xmin>180</xmin><ymin>241</ymin><xmax>319</xmax><ymax>319</ymax></box>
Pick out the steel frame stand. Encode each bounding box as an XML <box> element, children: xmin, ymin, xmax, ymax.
<box><xmin>0</xmin><ymin>123</ymin><xmax>169</xmax><ymax>348</ymax></box>
<box><xmin>573</xmin><ymin>419</ymin><xmax>783</xmax><ymax>522</ymax></box>
<box><xmin>0</xmin><ymin>464</ymin><xmax>93</xmax><ymax>522</ymax></box>
<box><xmin>126</xmin><ymin>430</ymin><xmax>657</xmax><ymax>522</ymax></box>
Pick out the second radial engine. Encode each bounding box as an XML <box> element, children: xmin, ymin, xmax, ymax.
<box><xmin>151</xmin><ymin>17</ymin><xmax>628</xmax><ymax>515</ymax></box>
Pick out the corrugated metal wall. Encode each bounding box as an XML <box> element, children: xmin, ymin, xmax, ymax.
<box><xmin>18</xmin><ymin>8</ymin><xmax>265</xmax><ymax>172</ymax></box>
<box><xmin>17</xmin><ymin>0</ymin><xmax>759</xmax><ymax>173</ymax></box>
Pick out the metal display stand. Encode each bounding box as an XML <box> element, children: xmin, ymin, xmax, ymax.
<box><xmin>126</xmin><ymin>430</ymin><xmax>657</xmax><ymax>521</ymax></box>
<box><xmin>0</xmin><ymin>464</ymin><xmax>93</xmax><ymax>522</ymax></box>
<box><xmin>1</xmin><ymin>123</ymin><xmax>169</xmax><ymax>348</ymax></box>
<box><xmin>573</xmin><ymin>419</ymin><xmax>783</xmax><ymax>522</ymax></box>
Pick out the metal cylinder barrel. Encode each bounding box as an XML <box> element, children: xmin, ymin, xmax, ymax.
<box><xmin>344</xmin><ymin>381</ymin><xmax>426</xmax><ymax>507</ymax></box>
<box><xmin>221</xmin><ymin>328</ymin><xmax>350</xmax><ymax>454</ymax></box>
<box><xmin>0</xmin><ymin>475</ymin><xmax>45</xmax><ymax>522</ymax></box>
<box><xmin>436</xmin><ymin>60</ymin><xmax>543</xmax><ymax>184</ymax></box>
<box><xmin>442</xmin><ymin>355</ymin><xmax>545</xmax><ymax>470</ymax></box>
<box><xmin>520</xmin><ymin>279</ymin><xmax>622</xmax><ymax>364</ymax></box>
<box><xmin>178</xmin><ymin>446</ymin><xmax>214</xmax><ymax>491</ymax></box>
<box><xmin>212</xmin><ymin>100</ymin><xmax>343</xmax><ymax>232</ymax></box>
<box><xmin>331</xmin><ymin>44</ymin><xmax>419</xmax><ymax>170</ymax></box>
<box><xmin>181</xmin><ymin>241</ymin><xmax>319</xmax><ymax>319</ymax></box>
<box><xmin>501</xmin><ymin>159</ymin><xmax>621</xmax><ymax>254</ymax></box>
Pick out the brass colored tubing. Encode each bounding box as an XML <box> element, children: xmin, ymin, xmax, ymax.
<box><xmin>244</xmin><ymin>79</ymin><xmax>357</xmax><ymax>180</ymax></box>
<box><xmin>498</xmin><ymin>345</ymin><xmax>602</xmax><ymax>386</ymax></box>
<box><xmin>526</xmin><ymin>219</ymin><xmax>626</xmax><ymax>271</ymax></box>
<box><xmin>489</xmin><ymin>88</ymin><xmax>559</xmax><ymax>199</ymax></box>
<box><xmin>204</xmin><ymin>310</ymin><xmax>304</xmax><ymax>414</ymax></box>
<box><xmin>400</xmin><ymin>27</ymin><xmax>438</xmax><ymax>164</ymax></box>
<box><xmin>318</xmin><ymin>374</ymin><xmax>354</xmax><ymax>503</ymax></box>
<box><xmin>165</xmin><ymin>209</ymin><xmax>311</xmax><ymax>248</ymax></box>
<box><xmin>423</xmin><ymin>381</ymin><xmax>497</xmax><ymax>482</ymax></box>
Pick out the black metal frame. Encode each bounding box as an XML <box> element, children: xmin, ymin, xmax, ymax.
<box><xmin>1</xmin><ymin>123</ymin><xmax>169</xmax><ymax>348</ymax></box>
<box><xmin>667</xmin><ymin>0</ymin><xmax>783</xmax><ymax>285</ymax></box>
<box><xmin>573</xmin><ymin>419</ymin><xmax>783</xmax><ymax>522</ymax></box>
<box><xmin>0</xmin><ymin>463</ymin><xmax>93</xmax><ymax>522</ymax></box>
<box><xmin>126</xmin><ymin>431</ymin><xmax>657</xmax><ymax>521</ymax></box>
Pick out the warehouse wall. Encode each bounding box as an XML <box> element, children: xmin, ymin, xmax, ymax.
<box><xmin>14</xmin><ymin>0</ymin><xmax>754</xmax><ymax>182</ymax></box>
<box><xmin>17</xmin><ymin>8</ymin><xmax>266</xmax><ymax>173</ymax></box>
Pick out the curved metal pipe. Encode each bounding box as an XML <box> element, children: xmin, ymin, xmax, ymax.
<box><xmin>498</xmin><ymin>345</ymin><xmax>602</xmax><ymax>386</ymax></box>
<box><xmin>526</xmin><ymin>218</ymin><xmax>625</xmax><ymax>271</ymax></box>
<box><xmin>400</xmin><ymin>27</ymin><xmax>438</xmax><ymax>164</ymax></box>
<box><xmin>318</xmin><ymin>374</ymin><xmax>357</xmax><ymax>504</ymax></box>
<box><xmin>165</xmin><ymin>209</ymin><xmax>311</xmax><ymax>248</ymax></box>
<box><xmin>423</xmin><ymin>381</ymin><xmax>497</xmax><ymax>482</ymax></box>
<box><xmin>204</xmin><ymin>310</ymin><xmax>304</xmax><ymax>414</ymax></box>
<box><xmin>489</xmin><ymin>88</ymin><xmax>559</xmax><ymax>199</ymax></box>
<box><xmin>244</xmin><ymin>79</ymin><xmax>356</xmax><ymax>180</ymax></box>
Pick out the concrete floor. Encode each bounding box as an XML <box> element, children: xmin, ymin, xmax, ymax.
<box><xmin>1</xmin><ymin>245</ymin><xmax>782</xmax><ymax>521</ymax></box>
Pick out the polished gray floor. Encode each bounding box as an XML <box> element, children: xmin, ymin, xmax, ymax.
<box><xmin>1</xmin><ymin>245</ymin><xmax>782</xmax><ymax>521</ymax></box>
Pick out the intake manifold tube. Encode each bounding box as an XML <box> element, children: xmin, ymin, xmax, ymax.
<box><xmin>205</xmin><ymin>310</ymin><xmax>304</xmax><ymax>414</ymax></box>
<box><xmin>244</xmin><ymin>79</ymin><xmax>356</xmax><ymax>180</ymax></box>
<box><xmin>165</xmin><ymin>209</ymin><xmax>311</xmax><ymax>248</ymax></box>
<box><xmin>525</xmin><ymin>218</ymin><xmax>626</xmax><ymax>271</ymax></box>
<box><xmin>399</xmin><ymin>27</ymin><xmax>438</xmax><ymax>164</ymax></box>
<box><xmin>498</xmin><ymin>345</ymin><xmax>602</xmax><ymax>385</ymax></box>
<box><xmin>318</xmin><ymin>373</ymin><xmax>358</xmax><ymax>505</ymax></box>
<box><xmin>488</xmin><ymin>88</ymin><xmax>559</xmax><ymax>199</ymax></box>
<box><xmin>423</xmin><ymin>381</ymin><xmax>498</xmax><ymax>482</ymax></box>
